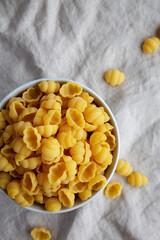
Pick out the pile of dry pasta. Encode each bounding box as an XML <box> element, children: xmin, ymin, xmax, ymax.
<box><xmin>0</xmin><ymin>80</ymin><xmax>116</xmax><ymax>212</ymax></box>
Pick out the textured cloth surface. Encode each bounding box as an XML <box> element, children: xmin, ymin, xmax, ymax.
<box><xmin>0</xmin><ymin>1</ymin><xmax>160</xmax><ymax>240</ymax></box>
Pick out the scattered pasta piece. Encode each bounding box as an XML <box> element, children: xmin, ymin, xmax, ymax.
<box><xmin>31</xmin><ymin>227</ymin><xmax>51</xmax><ymax>240</ymax></box>
<box><xmin>104</xmin><ymin>69</ymin><xmax>124</xmax><ymax>86</ymax></box>
<box><xmin>116</xmin><ymin>159</ymin><xmax>132</xmax><ymax>176</ymax></box>
<box><xmin>127</xmin><ymin>172</ymin><xmax>148</xmax><ymax>187</ymax></box>
<box><xmin>142</xmin><ymin>37</ymin><xmax>160</xmax><ymax>54</ymax></box>
<box><xmin>105</xmin><ymin>181</ymin><xmax>122</xmax><ymax>199</ymax></box>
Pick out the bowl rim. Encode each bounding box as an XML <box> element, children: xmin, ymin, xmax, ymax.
<box><xmin>0</xmin><ymin>78</ymin><xmax>120</xmax><ymax>214</ymax></box>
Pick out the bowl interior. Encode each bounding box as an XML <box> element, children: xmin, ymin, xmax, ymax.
<box><xmin>0</xmin><ymin>78</ymin><xmax>120</xmax><ymax>213</ymax></box>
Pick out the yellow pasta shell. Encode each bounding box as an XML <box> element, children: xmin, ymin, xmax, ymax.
<box><xmin>3</xmin><ymin>125</ymin><xmax>14</xmax><ymax>144</ymax></box>
<box><xmin>31</xmin><ymin>227</ymin><xmax>51</xmax><ymax>240</ymax></box>
<box><xmin>84</xmin><ymin>104</ymin><xmax>104</xmax><ymax>125</ymax></box>
<box><xmin>0</xmin><ymin>154</ymin><xmax>15</xmax><ymax>172</ymax></box>
<box><xmin>60</xmin><ymin>82</ymin><xmax>82</xmax><ymax>98</ymax></box>
<box><xmin>6</xmin><ymin>180</ymin><xmax>21</xmax><ymax>199</ymax></box>
<box><xmin>14</xmin><ymin>121</ymin><xmax>32</xmax><ymax>136</ymax></box>
<box><xmin>127</xmin><ymin>172</ymin><xmax>148</xmax><ymax>187</ymax></box>
<box><xmin>88</xmin><ymin>175</ymin><xmax>106</xmax><ymax>191</ymax></box>
<box><xmin>33</xmin><ymin>108</ymin><xmax>48</xmax><ymax>126</ymax></box>
<box><xmin>48</xmin><ymin>162</ymin><xmax>67</xmax><ymax>185</ymax></box>
<box><xmin>44</xmin><ymin>110</ymin><xmax>61</xmax><ymax>125</ymax></box>
<box><xmin>21</xmin><ymin>172</ymin><xmax>38</xmax><ymax>195</ymax></box>
<box><xmin>12</xmin><ymin>137</ymin><xmax>32</xmax><ymax>157</ymax></box>
<box><xmin>68</xmin><ymin>96</ymin><xmax>87</xmax><ymax>112</ymax></box>
<box><xmin>38</xmin><ymin>80</ymin><xmax>60</xmax><ymax>94</ymax></box>
<box><xmin>58</xmin><ymin>188</ymin><xmax>75</xmax><ymax>207</ymax></box>
<box><xmin>0</xmin><ymin>112</ymin><xmax>6</xmax><ymax>130</ymax></box>
<box><xmin>15</xmin><ymin>191</ymin><xmax>34</xmax><ymax>207</ymax></box>
<box><xmin>78</xmin><ymin>161</ymin><xmax>97</xmax><ymax>182</ymax></box>
<box><xmin>69</xmin><ymin>176</ymin><xmax>87</xmax><ymax>193</ymax></box>
<box><xmin>142</xmin><ymin>37</ymin><xmax>160</xmax><ymax>54</ymax></box>
<box><xmin>66</xmin><ymin>108</ymin><xmax>85</xmax><ymax>129</ymax></box>
<box><xmin>78</xmin><ymin>189</ymin><xmax>92</xmax><ymax>201</ymax></box>
<box><xmin>116</xmin><ymin>160</ymin><xmax>132</xmax><ymax>176</ymax></box>
<box><xmin>79</xmin><ymin>91</ymin><xmax>94</xmax><ymax>104</ymax></box>
<box><xmin>91</xmin><ymin>142</ymin><xmax>110</xmax><ymax>164</ymax></box>
<box><xmin>104</xmin><ymin>69</ymin><xmax>124</xmax><ymax>86</ymax></box>
<box><xmin>22</xmin><ymin>86</ymin><xmax>42</xmax><ymax>103</ymax></box>
<box><xmin>19</xmin><ymin>107</ymin><xmax>38</xmax><ymax>122</ymax></box>
<box><xmin>0</xmin><ymin>172</ymin><xmax>12</xmax><ymax>190</ymax></box>
<box><xmin>36</xmin><ymin>125</ymin><xmax>58</xmax><ymax>138</ymax></box>
<box><xmin>90</xmin><ymin>132</ymin><xmax>107</xmax><ymax>146</ymax></box>
<box><xmin>44</xmin><ymin>197</ymin><xmax>62</xmax><ymax>213</ymax></box>
<box><xmin>41</xmin><ymin>137</ymin><xmax>63</xmax><ymax>164</ymax></box>
<box><xmin>9</xmin><ymin>101</ymin><xmax>25</xmax><ymax>122</ymax></box>
<box><xmin>57</xmin><ymin>132</ymin><xmax>76</xmax><ymax>149</ymax></box>
<box><xmin>105</xmin><ymin>181</ymin><xmax>122</xmax><ymax>199</ymax></box>
<box><xmin>23</xmin><ymin>127</ymin><xmax>41</xmax><ymax>151</ymax></box>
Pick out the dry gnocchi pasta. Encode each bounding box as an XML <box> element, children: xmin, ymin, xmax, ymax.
<box><xmin>105</xmin><ymin>181</ymin><xmax>122</xmax><ymax>199</ymax></box>
<box><xmin>142</xmin><ymin>36</ymin><xmax>160</xmax><ymax>54</ymax></box>
<box><xmin>104</xmin><ymin>69</ymin><xmax>124</xmax><ymax>86</ymax></box>
<box><xmin>31</xmin><ymin>227</ymin><xmax>51</xmax><ymax>240</ymax></box>
<box><xmin>127</xmin><ymin>172</ymin><xmax>148</xmax><ymax>187</ymax></box>
<box><xmin>0</xmin><ymin>80</ymin><xmax>116</xmax><ymax>211</ymax></box>
<box><xmin>116</xmin><ymin>159</ymin><xmax>132</xmax><ymax>176</ymax></box>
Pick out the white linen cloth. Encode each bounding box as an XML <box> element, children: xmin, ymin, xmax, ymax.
<box><xmin>0</xmin><ymin>0</ymin><xmax>160</xmax><ymax>239</ymax></box>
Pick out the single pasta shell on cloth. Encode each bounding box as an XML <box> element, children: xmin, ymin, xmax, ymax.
<box><xmin>142</xmin><ymin>37</ymin><xmax>160</xmax><ymax>54</ymax></box>
<box><xmin>66</xmin><ymin>108</ymin><xmax>85</xmax><ymax>129</ymax></box>
<box><xmin>104</xmin><ymin>69</ymin><xmax>124</xmax><ymax>86</ymax></box>
<box><xmin>127</xmin><ymin>172</ymin><xmax>148</xmax><ymax>187</ymax></box>
<box><xmin>31</xmin><ymin>227</ymin><xmax>52</xmax><ymax>240</ymax></box>
<box><xmin>59</xmin><ymin>82</ymin><xmax>82</xmax><ymax>98</ymax></box>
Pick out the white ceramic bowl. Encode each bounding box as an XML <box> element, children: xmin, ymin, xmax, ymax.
<box><xmin>0</xmin><ymin>78</ymin><xmax>120</xmax><ymax>213</ymax></box>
